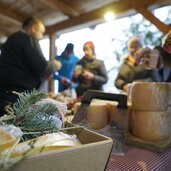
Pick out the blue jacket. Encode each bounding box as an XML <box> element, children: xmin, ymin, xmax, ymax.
<box><xmin>54</xmin><ymin>52</ymin><xmax>79</xmax><ymax>92</ymax></box>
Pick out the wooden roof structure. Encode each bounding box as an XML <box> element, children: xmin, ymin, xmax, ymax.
<box><xmin>0</xmin><ymin>0</ymin><xmax>171</xmax><ymax>44</ymax></box>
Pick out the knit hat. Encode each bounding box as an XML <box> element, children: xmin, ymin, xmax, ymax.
<box><xmin>65</xmin><ymin>43</ymin><xmax>74</xmax><ymax>53</ymax></box>
<box><xmin>128</xmin><ymin>36</ymin><xmax>143</xmax><ymax>48</ymax></box>
<box><xmin>83</xmin><ymin>41</ymin><xmax>95</xmax><ymax>52</ymax></box>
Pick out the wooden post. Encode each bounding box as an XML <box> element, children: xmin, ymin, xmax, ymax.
<box><xmin>48</xmin><ymin>33</ymin><xmax>56</xmax><ymax>93</ymax></box>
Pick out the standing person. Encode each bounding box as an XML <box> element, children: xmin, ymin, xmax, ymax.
<box><xmin>54</xmin><ymin>43</ymin><xmax>79</xmax><ymax>92</ymax></box>
<box><xmin>0</xmin><ymin>17</ymin><xmax>61</xmax><ymax>116</ymax></box>
<box><xmin>135</xmin><ymin>30</ymin><xmax>171</xmax><ymax>73</ymax></box>
<box><xmin>115</xmin><ymin>36</ymin><xmax>155</xmax><ymax>92</ymax></box>
<box><xmin>73</xmin><ymin>41</ymin><xmax>108</xmax><ymax>97</ymax></box>
<box><xmin>152</xmin><ymin>31</ymin><xmax>171</xmax><ymax>82</ymax></box>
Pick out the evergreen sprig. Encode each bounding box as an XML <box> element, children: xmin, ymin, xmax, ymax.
<box><xmin>13</xmin><ymin>103</ymin><xmax>59</xmax><ymax>126</ymax></box>
<box><xmin>12</xmin><ymin>89</ymin><xmax>47</xmax><ymax>117</ymax></box>
<box><xmin>4</xmin><ymin>89</ymin><xmax>63</xmax><ymax>141</ymax></box>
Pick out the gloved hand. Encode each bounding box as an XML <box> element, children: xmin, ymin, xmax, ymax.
<box><xmin>135</xmin><ymin>47</ymin><xmax>162</xmax><ymax>69</ymax></box>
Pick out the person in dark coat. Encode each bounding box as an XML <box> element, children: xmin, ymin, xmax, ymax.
<box><xmin>115</xmin><ymin>36</ymin><xmax>155</xmax><ymax>92</ymax></box>
<box><xmin>153</xmin><ymin>31</ymin><xmax>171</xmax><ymax>82</ymax></box>
<box><xmin>73</xmin><ymin>41</ymin><xmax>108</xmax><ymax>97</ymax></box>
<box><xmin>0</xmin><ymin>17</ymin><xmax>61</xmax><ymax>116</ymax></box>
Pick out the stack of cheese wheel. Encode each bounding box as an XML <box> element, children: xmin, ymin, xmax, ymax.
<box><xmin>107</xmin><ymin>101</ymin><xmax>132</xmax><ymax>132</ymax></box>
<box><xmin>73</xmin><ymin>100</ymin><xmax>109</xmax><ymax>130</ymax></box>
<box><xmin>130</xmin><ymin>82</ymin><xmax>171</xmax><ymax>141</ymax></box>
<box><xmin>73</xmin><ymin>99</ymin><xmax>132</xmax><ymax>131</ymax></box>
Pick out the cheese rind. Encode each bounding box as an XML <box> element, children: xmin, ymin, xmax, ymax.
<box><xmin>131</xmin><ymin>82</ymin><xmax>169</xmax><ymax>111</ymax></box>
<box><xmin>107</xmin><ymin>102</ymin><xmax>132</xmax><ymax>132</ymax></box>
<box><xmin>73</xmin><ymin>101</ymin><xmax>108</xmax><ymax>130</ymax></box>
<box><xmin>73</xmin><ymin>99</ymin><xmax>132</xmax><ymax>131</ymax></box>
<box><xmin>131</xmin><ymin>110</ymin><xmax>171</xmax><ymax>141</ymax></box>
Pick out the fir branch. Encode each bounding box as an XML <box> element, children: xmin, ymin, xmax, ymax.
<box><xmin>12</xmin><ymin>89</ymin><xmax>47</xmax><ymax>117</ymax></box>
<box><xmin>23</xmin><ymin>114</ymin><xmax>60</xmax><ymax>131</ymax></box>
<box><xmin>13</xmin><ymin>103</ymin><xmax>58</xmax><ymax>127</ymax></box>
<box><xmin>32</xmin><ymin>103</ymin><xmax>59</xmax><ymax>116</ymax></box>
<box><xmin>3</xmin><ymin>89</ymin><xmax>66</xmax><ymax>142</ymax></box>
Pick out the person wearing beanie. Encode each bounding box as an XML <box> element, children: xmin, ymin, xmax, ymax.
<box><xmin>73</xmin><ymin>41</ymin><xmax>108</xmax><ymax>97</ymax></box>
<box><xmin>115</xmin><ymin>36</ymin><xmax>156</xmax><ymax>92</ymax></box>
<box><xmin>54</xmin><ymin>43</ymin><xmax>79</xmax><ymax>92</ymax></box>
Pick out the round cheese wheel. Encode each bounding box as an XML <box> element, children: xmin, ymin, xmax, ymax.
<box><xmin>107</xmin><ymin>102</ymin><xmax>132</xmax><ymax>132</ymax></box>
<box><xmin>73</xmin><ymin>101</ymin><xmax>109</xmax><ymax>130</ymax></box>
<box><xmin>131</xmin><ymin>110</ymin><xmax>171</xmax><ymax>141</ymax></box>
<box><xmin>131</xmin><ymin>82</ymin><xmax>169</xmax><ymax>111</ymax></box>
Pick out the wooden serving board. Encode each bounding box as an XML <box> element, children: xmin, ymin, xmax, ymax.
<box><xmin>126</xmin><ymin>132</ymin><xmax>171</xmax><ymax>153</ymax></box>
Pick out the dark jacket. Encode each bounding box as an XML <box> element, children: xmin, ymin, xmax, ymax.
<box><xmin>115</xmin><ymin>56</ymin><xmax>155</xmax><ymax>90</ymax></box>
<box><xmin>0</xmin><ymin>30</ymin><xmax>54</xmax><ymax>92</ymax></box>
<box><xmin>74</xmin><ymin>57</ymin><xmax>108</xmax><ymax>96</ymax></box>
<box><xmin>153</xmin><ymin>46</ymin><xmax>171</xmax><ymax>82</ymax></box>
<box><xmin>0</xmin><ymin>30</ymin><xmax>55</xmax><ymax>116</ymax></box>
<box><xmin>155</xmin><ymin>46</ymin><xmax>171</xmax><ymax>68</ymax></box>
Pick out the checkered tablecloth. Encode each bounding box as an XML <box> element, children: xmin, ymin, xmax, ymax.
<box><xmin>106</xmin><ymin>145</ymin><xmax>171</xmax><ymax>171</ymax></box>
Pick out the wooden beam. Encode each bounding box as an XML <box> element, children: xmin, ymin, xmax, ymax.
<box><xmin>135</xmin><ymin>7</ymin><xmax>170</xmax><ymax>34</ymax></box>
<box><xmin>0</xmin><ymin>27</ymin><xmax>11</xmax><ymax>37</ymax></box>
<box><xmin>0</xmin><ymin>5</ymin><xmax>23</xmax><ymax>24</ymax></box>
<box><xmin>129</xmin><ymin>0</ymin><xmax>157</xmax><ymax>9</ymax></box>
<box><xmin>130</xmin><ymin>0</ymin><xmax>170</xmax><ymax>34</ymax></box>
<box><xmin>45</xmin><ymin>0</ymin><xmax>131</xmax><ymax>34</ymax></box>
<box><xmin>39</xmin><ymin>0</ymin><xmax>80</xmax><ymax>17</ymax></box>
<box><xmin>45</xmin><ymin>0</ymin><xmax>157</xmax><ymax>35</ymax></box>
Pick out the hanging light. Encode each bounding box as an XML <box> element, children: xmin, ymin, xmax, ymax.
<box><xmin>104</xmin><ymin>11</ymin><xmax>115</xmax><ymax>22</ymax></box>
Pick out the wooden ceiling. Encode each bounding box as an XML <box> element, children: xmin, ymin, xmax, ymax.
<box><xmin>0</xmin><ymin>0</ymin><xmax>171</xmax><ymax>44</ymax></box>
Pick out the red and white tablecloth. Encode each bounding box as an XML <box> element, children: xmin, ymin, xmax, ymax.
<box><xmin>107</xmin><ymin>145</ymin><xmax>171</xmax><ymax>171</ymax></box>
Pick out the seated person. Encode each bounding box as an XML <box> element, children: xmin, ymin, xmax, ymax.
<box><xmin>73</xmin><ymin>41</ymin><xmax>108</xmax><ymax>97</ymax></box>
<box><xmin>115</xmin><ymin>36</ymin><xmax>155</xmax><ymax>92</ymax></box>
